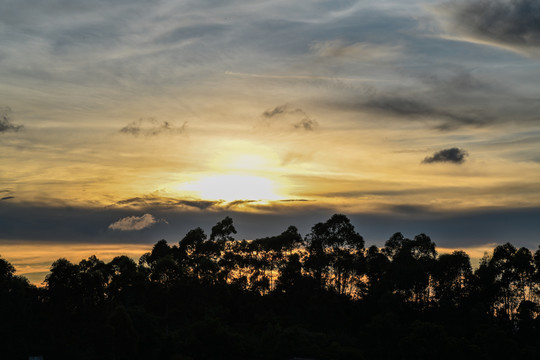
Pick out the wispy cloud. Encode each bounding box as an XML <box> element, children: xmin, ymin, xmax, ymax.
<box><xmin>437</xmin><ymin>0</ymin><xmax>540</xmax><ymax>56</ymax></box>
<box><xmin>311</xmin><ymin>40</ymin><xmax>402</xmax><ymax>61</ymax></box>
<box><xmin>0</xmin><ymin>107</ymin><xmax>23</xmax><ymax>133</ymax></box>
<box><xmin>422</xmin><ymin>147</ymin><xmax>468</xmax><ymax>164</ymax></box>
<box><xmin>262</xmin><ymin>104</ymin><xmax>319</xmax><ymax>131</ymax></box>
<box><xmin>115</xmin><ymin>196</ymin><xmax>220</xmax><ymax>210</ymax></box>
<box><xmin>363</xmin><ymin>96</ymin><xmax>487</xmax><ymax>130</ymax></box>
<box><xmin>108</xmin><ymin>213</ymin><xmax>167</xmax><ymax>231</ymax></box>
<box><xmin>120</xmin><ymin>118</ymin><xmax>187</xmax><ymax>136</ymax></box>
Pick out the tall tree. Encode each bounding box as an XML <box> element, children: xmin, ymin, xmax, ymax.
<box><xmin>433</xmin><ymin>251</ymin><xmax>472</xmax><ymax>308</ymax></box>
<box><xmin>383</xmin><ymin>233</ymin><xmax>437</xmax><ymax>305</ymax></box>
<box><xmin>78</xmin><ymin>255</ymin><xmax>108</xmax><ymax>308</ymax></box>
<box><xmin>304</xmin><ymin>214</ymin><xmax>364</xmax><ymax>294</ymax></box>
<box><xmin>45</xmin><ymin>258</ymin><xmax>82</xmax><ymax>313</ymax></box>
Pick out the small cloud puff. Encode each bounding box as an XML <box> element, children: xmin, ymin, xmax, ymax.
<box><xmin>0</xmin><ymin>107</ymin><xmax>23</xmax><ymax>133</ymax></box>
<box><xmin>422</xmin><ymin>147</ymin><xmax>469</xmax><ymax>164</ymax></box>
<box><xmin>120</xmin><ymin>118</ymin><xmax>186</xmax><ymax>136</ymax></box>
<box><xmin>262</xmin><ymin>104</ymin><xmax>319</xmax><ymax>131</ymax></box>
<box><xmin>108</xmin><ymin>213</ymin><xmax>167</xmax><ymax>231</ymax></box>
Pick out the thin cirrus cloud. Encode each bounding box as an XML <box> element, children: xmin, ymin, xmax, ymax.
<box><xmin>362</xmin><ymin>95</ymin><xmax>487</xmax><ymax>130</ymax></box>
<box><xmin>422</xmin><ymin>148</ymin><xmax>469</xmax><ymax>164</ymax></box>
<box><xmin>437</xmin><ymin>0</ymin><xmax>540</xmax><ymax>56</ymax></box>
<box><xmin>310</xmin><ymin>40</ymin><xmax>403</xmax><ymax>61</ymax></box>
<box><xmin>108</xmin><ymin>213</ymin><xmax>167</xmax><ymax>231</ymax></box>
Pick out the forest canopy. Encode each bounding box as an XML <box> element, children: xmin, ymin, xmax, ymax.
<box><xmin>1</xmin><ymin>214</ymin><xmax>539</xmax><ymax>359</ymax></box>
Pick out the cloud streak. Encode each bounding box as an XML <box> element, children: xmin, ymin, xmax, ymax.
<box><xmin>115</xmin><ymin>196</ymin><xmax>220</xmax><ymax>210</ymax></box>
<box><xmin>422</xmin><ymin>148</ymin><xmax>468</xmax><ymax>164</ymax></box>
<box><xmin>364</xmin><ymin>96</ymin><xmax>487</xmax><ymax>130</ymax></box>
<box><xmin>439</xmin><ymin>0</ymin><xmax>540</xmax><ymax>55</ymax></box>
<box><xmin>108</xmin><ymin>213</ymin><xmax>167</xmax><ymax>231</ymax></box>
<box><xmin>311</xmin><ymin>40</ymin><xmax>402</xmax><ymax>61</ymax></box>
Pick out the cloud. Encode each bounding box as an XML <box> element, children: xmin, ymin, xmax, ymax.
<box><xmin>311</xmin><ymin>40</ymin><xmax>402</xmax><ymax>60</ymax></box>
<box><xmin>263</xmin><ymin>105</ymin><xmax>289</xmax><ymax>118</ymax></box>
<box><xmin>1</xmin><ymin>201</ymin><xmax>540</xmax><ymax>250</ymax></box>
<box><xmin>223</xmin><ymin>200</ymin><xmax>258</xmax><ymax>209</ymax></box>
<box><xmin>1</xmin><ymin>196</ymin><xmax>15</xmax><ymax>201</ymax></box>
<box><xmin>439</xmin><ymin>0</ymin><xmax>540</xmax><ymax>55</ymax></box>
<box><xmin>120</xmin><ymin>118</ymin><xmax>187</xmax><ymax>136</ymax></box>
<box><xmin>417</xmin><ymin>68</ymin><xmax>489</xmax><ymax>92</ymax></box>
<box><xmin>0</xmin><ymin>107</ymin><xmax>23</xmax><ymax>133</ymax></box>
<box><xmin>115</xmin><ymin>196</ymin><xmax>220</xmax><ymax>210</ymax></box>
<box><xmin>422</xmin><ymin>147</ymin><xmax>468</xmax><ymax>164</ymax></box>
<box><xmin>364</xmin><ymin>96</ymin><xmax>487</xmax><ymax>130</ymax></box>
<box><xmin>108</xmin><ymin>213</ymin><xmax>167</xmax><ymax>231</ymax></box>
<box><xmin>293</xmin><ymin>118</ymin><xmax>318</xmax><ymax>131</ymax></box>
<box><xmin>261</xmin><ymin>104</ymin><xmax>319</xmax><ymax>131</ymax></box>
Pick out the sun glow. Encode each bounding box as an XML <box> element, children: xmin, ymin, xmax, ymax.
<box><xmin>179</xmin><ymin>174</ymin><xmax>282</xmax><ymax>202</ymax></box>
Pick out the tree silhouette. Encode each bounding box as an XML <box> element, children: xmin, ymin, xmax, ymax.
<box><xmin>304</xmin><ymin>214</ymin><xmax>364</xmax><ymax>293</ymax></box>
<box><xmin>45</xmin><ymin>258</ymin><xmax>82</xmax><ymax>313</ymax></box>
<box><xmin>433</xmin><ymin>251</ymin><xmax>471</xmax><ymax>308</ymax></box>
<box><xmin>1</xmin><ymin>216</ymin><xmax>539</xmax><ymax>359</ymax></box>
<box><xmin>383</xmin><ymin>233</ymin><xmax>437</xmax><ymax>305</ymax></box>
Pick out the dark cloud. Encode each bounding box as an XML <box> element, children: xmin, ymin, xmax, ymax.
<box><xmin>423</xmin><ymin>147</ymin><xmax>468</xmax><ymax>164</ymax></box>
<box><xmin>0</xmin><ymin>107</ymin><xmax>23</xmax><ymax>133</ymax></box>
<box><xmin>223</xmin><ymin>200</ymin><xmax>258</xmax><ymax>209</ymax></box>
<box><xmin>293</xmin><ymin>118</ymin><xmax>318</xmax><ymax>131</ymax></box>
<box><xmin>120</xmin><ymin>118</ymin><xmax>187</xmax><ymax>136</ymax></box>
<box><xmin>1</xmin><ymin>202</ymin><xmax>539</xmax><ymax>250</ymax></box>
<box><xmin>115</xmin><ymin>195</ymin><xmax>315</xmax><ymax>211</ymax></box>
<box><xmin>1</xmin><ymin>196</ymin><xmax>15</xmax><ymax>201</ymax></box>
<box><xmin>176</xmin><ymin>200</ymin><xmax>220</xmax><ymax>210</ymax></box>
<box><xmin>444</xmin><ymin>0</ymin><xmax>540</xmax><ymax>50</ymax></box>
<box><xmin>414</xmin><ymin>68</ymin><xmax>491</xmax><ymax>95</ymax></box>
<box><xmin>115</xmin><ymin>196</ymin><xmax>220</xmax><ymax>210</ymax></box>
<box><xmin>364</xmin><ymin>96</ymin><xmax>487</xmax><ymax>130</ymax></box>
<box><xmin>262</xmin><ymin>104</ymin><xmax>307</xmax><ymax>118</ymax></box>
<box><xmin>262</xmin><ymin>104</ymin><xmax>319</xmax><ymax>131</ymax></box>
<box><xmin>349</xmin><ymin>206</ymin><xmax>540</xmax><ymax>249</ymax></box>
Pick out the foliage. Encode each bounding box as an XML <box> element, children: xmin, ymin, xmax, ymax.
<box><xmin>0</xmin><ymin>215</ymin><xmax>539</xmax><ymax>359</ymax></box>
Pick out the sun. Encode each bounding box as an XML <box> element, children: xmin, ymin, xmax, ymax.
<box><xmin>179</xmin><ymin>174</ymin><xmax>281</xmax><ymax>202</ymax></box>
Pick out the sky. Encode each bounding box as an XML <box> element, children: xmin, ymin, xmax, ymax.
<box><xmin>1</xmin><ymin>0</ymin><xmax>540</xmax><ymax>282</ymax></box>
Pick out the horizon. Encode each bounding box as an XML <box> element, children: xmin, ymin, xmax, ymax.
<box><xmin>0</xmin><ymin>211</ymin><xmax>534</xmax><ymax>285</ymax></box>
<box><xmin>1</xmin><ymin>0</ymin><xmax>539</xmax><ymax>281</ymax></box>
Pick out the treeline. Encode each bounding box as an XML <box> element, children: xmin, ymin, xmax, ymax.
<box><xmin>1</xmin><ymin>214</ymin><xmax>539</xmax><ymax>359</ymax></box>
